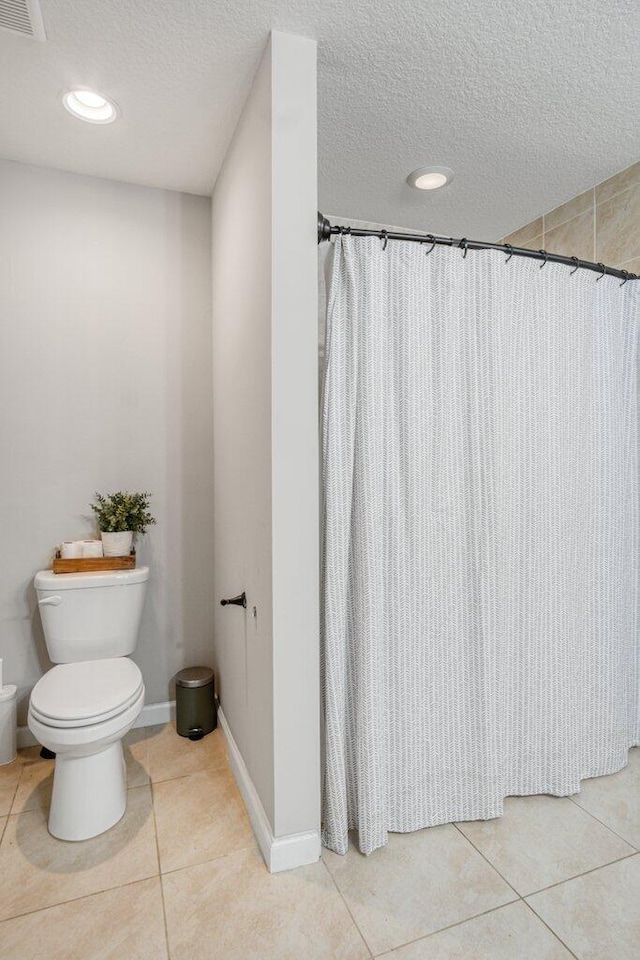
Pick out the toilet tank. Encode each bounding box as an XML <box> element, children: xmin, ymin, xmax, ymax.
<box><xmin>34</xmin><ymin>567</ymin><xmax>149</xmax><ymax>663</ymax></box>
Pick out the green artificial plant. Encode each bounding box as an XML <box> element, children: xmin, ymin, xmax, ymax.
<box><xmin>90</xmin><ymin>491</ymin><xmax>156</xmax><ymax>534</ymax></box>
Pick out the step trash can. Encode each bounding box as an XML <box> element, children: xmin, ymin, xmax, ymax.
<box><xmin>175</xmin><ymin>667</ymin><xmax>216</xmax><ymax>740</ymax></box>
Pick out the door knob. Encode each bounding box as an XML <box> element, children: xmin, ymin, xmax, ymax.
<box><xmin>220</xmin><ymin>591</ymin><xmax>247</xmax><ymax>608</ymax></box>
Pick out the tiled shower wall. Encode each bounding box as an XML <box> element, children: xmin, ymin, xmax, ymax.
<box><xmin>499</xmin><ymin>160</ymin><xmax>640</xmax><ymax>275</ymax></box>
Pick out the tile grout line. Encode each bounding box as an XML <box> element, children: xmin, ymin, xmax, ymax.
<box><xmin>319</xmin><ymin>855</ymin><xmax>375</xmax><ymax>959</ymax></box>
<box><xmin>451</xmin><ymin>819</ymin><xmax>639</xmax><ymax>919</ymax></box>
<box><xmin>540</xmin><ymin>206</ymin><xmax>591</xmax><ymax>240</ymax></box>
<box><xmin>149</xmin><ymin>762</ymin><xmax>229</xmax><ymax>788</ymax></box>
<box><xmin>523</xmin><ymin>850</ymin><xmax>639</xmax><ymax>899</ymax></box>
<box><xmin>567</xmin><ymin>794</ymin><xmax>639</xmax><ymax>853</ymax></box>
<box><xmin>159</xmin><ymin>838</ymin><xmax>261</xmax><ymax>882</ymax></box>
<box><xmin>452</xmin><ymin>822</ymin><xmax>522</xmax><ymax>899</ymax></box>
<box><xmin>617</xmin><ymin>255</ymin><xmax>640</xmax><ymax>269</ymax></box>
<box><xmin>158</xmin><ymin>837</ymin><xmax>259</xmax><ymax>880</ymax></box>
<box><xmin>150</xmin><ymin>781</ymin><xmax>172</xmax><ymax>960</ymax></box>
<box><xmin>519</xmin><ymin>899</ymin><xmax>580</xmax><ymax>960</ymax></box>
<box><xmin>595</xmin><ymin>179</ymin><xmax>640</xmax><ymax>208</ymax></box>
<box><xmin>371</xmin><ymin>900</ymin><xmax>536</xmax><ymax>958</ymax></box>
<box><xmin>0</xmin><ymin>869</ymin><xmax>160</xmax><ymax>925</ymax></box>
<box><xmin>592</xmin><ymin>186</ymin><xmax>596</xmax><ymax>260</ymax></box>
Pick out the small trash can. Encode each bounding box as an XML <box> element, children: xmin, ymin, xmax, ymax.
<box><xmin>0</xmin><ymin>683</ymin><xmax>17</xmax><ymax>766</ymax></box>
<box><xmin>175</xmin><ymin>667</ymin><xmax>216</xmax><ymax>741</ymax></box>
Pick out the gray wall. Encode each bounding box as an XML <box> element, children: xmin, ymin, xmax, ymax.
<box><xmin>211</xmin><ymin>37</ymin><xmax>275</xmax><ymax>823</ymax></box>
<box><xmin>0</xmin><ymin>159</ymin><xmax>214</xmax><ymax>722</ymax></box>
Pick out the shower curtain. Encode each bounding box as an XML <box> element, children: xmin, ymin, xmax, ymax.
<box><xmin>322</xmin><ymin>235</ymin><xmax>640</xmax><ymax>856</ymax></box>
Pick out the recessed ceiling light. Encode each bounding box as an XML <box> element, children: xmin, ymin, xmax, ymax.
<box><xmin>62</xmin><ymin>89</ymin><xmax>118</xmax><ymax>124</ymax></box>
<box><xmin>407</xmin><ymin>166</ymin><xmax>454</xmax><ymax>191</ymax></box>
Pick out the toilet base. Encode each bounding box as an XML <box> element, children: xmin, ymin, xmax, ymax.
<box><xmin>49</xmin><ymin>741</ymin><xmax>127</xmax><ymax>841</ymax></box>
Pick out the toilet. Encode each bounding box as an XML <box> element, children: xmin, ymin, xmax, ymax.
<box><xmin>28</xmin><ymin>567</ymin><xmax>149</xmax><ymax>841</ymax></box>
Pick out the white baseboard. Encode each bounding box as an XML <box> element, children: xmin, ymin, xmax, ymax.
<box><xmin>217</xmin><ymin>707</ymin><xmax>321</xmax><ymax>873</ymax></box>
<box><xmin>134</xmin><ymin>699</ymin><xmax>175</xmax><ymax>729</ymax></box>
<box><xmin>17</xmin><ymin>699</ymin><xmax>175</xmax><ymax>749</ymax></box>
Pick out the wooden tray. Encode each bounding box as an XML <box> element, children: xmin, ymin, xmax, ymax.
<box><xmin>52</xmin><ymin>552</ymin><xmax>136</xmax><ymax>574</ymax></box>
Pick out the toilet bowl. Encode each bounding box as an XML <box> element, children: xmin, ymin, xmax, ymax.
<box><xmin>28</xmin><ymin>658</ymin><xmax>145</xmax><ymax>840</ymax></box>
<box><xmin>30</xmin><ymin>567</ymin><xmax>149</xmax><ymax>841</ymax></box>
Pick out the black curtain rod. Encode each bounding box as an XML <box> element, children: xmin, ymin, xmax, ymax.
<box><xmin>317</xmin><ymin>213</ymin><xmax>638</xmax><ymax>283</ymax></box>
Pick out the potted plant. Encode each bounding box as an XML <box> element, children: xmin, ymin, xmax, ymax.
<box><xmin>90</xmin><ymin>491</ymin><xmax>156</xmax><ymax>557</ymax></box>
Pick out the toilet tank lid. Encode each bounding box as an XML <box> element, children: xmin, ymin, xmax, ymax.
<box><xmin>35</xmin><ymin>566</ymin><xmax>149</xmax><ymax>590</ymax></box>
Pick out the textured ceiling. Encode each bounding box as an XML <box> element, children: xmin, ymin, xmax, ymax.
<box><xmin>0</xmin><ymin>0</ymin><xmax>638</xmax><ymax>239</ymax></box>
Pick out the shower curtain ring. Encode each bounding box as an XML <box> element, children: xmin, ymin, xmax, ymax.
<box><xmin>538</xmin><ymin>249</ymin><xmax>548</xmax><ymax>268</ymax></box>
<box><xmin>596</xmin><ymin>263</ymin><xmax>606</xmax><ymax>281</ymax></box>
<box><xmin>620</xmin><ymin>270</ymin><xmax>630</xmax><ymax>286</ymax></box>
<box><xmin>380</xmin><ymin>230</ymin><xmax>388</xmax><ymax>251</ymax></box>
<box><xmin>423</xmin><ymin>235</ymin><xmax>437</xmax><ymax>255</ymax></box>
<box><xmin>504</xmin><ymin>244</ymin><xmax>514</xmax><ymax>263</ymax></box>
<box><xmin>569</xmin><ymin>257</ymin><xmax>580</xmax><ymax>275</ymax></box>
<box><xmin>459</xmin><ymin>238</ymin><xmax>468</xmax><ymax>259</ymax></box>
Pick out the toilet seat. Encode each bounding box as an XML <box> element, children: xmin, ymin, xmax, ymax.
<box><xmin>30</xmin><ymin>658</ymin><xmax>143</xmax><ymax>728</ymax></box>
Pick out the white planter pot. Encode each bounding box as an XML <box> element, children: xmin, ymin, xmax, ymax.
<box><xmin>101</xmin><ymin>531</ymin><xmax>133</xmax><ymax>557</ymax></box>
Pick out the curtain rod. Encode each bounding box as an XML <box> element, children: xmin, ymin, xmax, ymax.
<box><xmin>317</xmin><ymin>213</ymin><xmax>638</xmax><ymax>283</ymax></box>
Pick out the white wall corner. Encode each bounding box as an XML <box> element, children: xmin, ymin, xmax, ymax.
<box><xmin>218</xmin><ymin>708</ymin><xmax>321</xmax><ymax>873</ymax></box>
<box><xmin>269</xmin><ymin>28</ymin><xmax>321</xmax><ymax>842</ymax></box>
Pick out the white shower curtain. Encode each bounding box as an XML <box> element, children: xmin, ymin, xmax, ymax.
<box><xmin>322</xmin><ymin>235</ymin><xmax>640</xmax><ymax>856</ymax></box>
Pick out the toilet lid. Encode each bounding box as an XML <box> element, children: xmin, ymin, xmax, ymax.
<box><xmin>30</xmin><ymin>658</ymin><xmax>143</xmax><ymax>726</ymax></box>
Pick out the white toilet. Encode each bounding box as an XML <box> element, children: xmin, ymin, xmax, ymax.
<box><xmin>28</xmin><ymin>567</ymin><xmax>149</xmax><ymax>841</ymax></box>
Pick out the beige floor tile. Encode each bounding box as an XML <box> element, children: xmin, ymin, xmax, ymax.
<box><xmin>571</xmin><ymin>748</ymin><xmax>640</xmax><ymax>849</ymax></box>
<box><xmin>11</xmin><ymin>747</ymin><xmax>54</xmax><ymax>814</ymax></box>
<box><xmin>457</xmin><ymin>794</ymin><xmax>633</xmax><ymax>896</ymax></box>
<box><xmin>323</xmin><ymin>825</ymin><xmax>515</xmax><ymax>956</ymax></box>
<box><xmin>384</xmin><ymin>901</ymin><xmax>573</xmax><ymax>959</ymax></box>
<box><xmin>143</xmin><ymin>722</ymin><xmax>228</xmax><ymax>782</ymax></box>
<box><xmin>0</xmin><ymin>876</ymin><xmax>168</xmax><ymax>960</ymax></box>
<box><xmin>527</xmin><ymin>854</ymin><xmax>640</xmax><ymax>960</ymax></box>
<box><xmin>0</xmin><ymin>758</ymin><xmax>22</xmax><ymax>817</ymax></box>
<box><xmin>163</xmin><ymin>846</ymin><xmax>369</xmax><ymax>960</ymax></box>
<box><xmin>153</xmin><ymin>767</ymin><xmax>255</xmax><ymax>873</ymax></box>
<box><xmin>0</xmin><ymin>817</ymin><xmax>6</xmax><ymax>844</ymax></box>
<box><xmin>0</xmin><ymin>784</ymin><xmax>158</xmax><ymax>921</ymax></box>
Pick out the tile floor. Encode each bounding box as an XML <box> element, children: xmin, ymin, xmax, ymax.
<box><xmin>0</xmin><ymin>727</ymin><xmax>637</xmax><ymax>959</ymax></box>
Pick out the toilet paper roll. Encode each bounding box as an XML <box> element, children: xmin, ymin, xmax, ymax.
<box><xmin>60</xmin><ymin>541</ymin><xmax>83</xmax><ymax>559</ymax></box>
<box><xmin>82</xmin><ymin>540</ymin><xmax>104</xmax><ymax>558</ymax></box>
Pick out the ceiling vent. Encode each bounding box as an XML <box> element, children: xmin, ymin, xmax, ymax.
<box><xmin>0</xmin><ymin>0</ymin><xmax>46</xmax><ymax>40</ymax></box>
